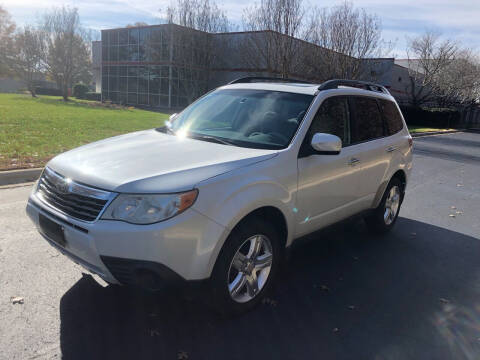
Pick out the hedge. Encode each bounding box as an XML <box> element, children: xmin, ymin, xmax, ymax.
<box><xmin>34</xmin><ymin>87</ymin><xmax>62</xmax><ymax>96</ymax></box>
<box><xmin>85</xmin><ymin>92</ymin><xmax>101</xmax><ymax>101</ymax></box>
<box><xmin>400</xmin><ymin>106</ymin><xmax>461</xmax><ymax>128</ymax></box>
<box><xmin>73</xmin><ymin>83</ymin><xmax>89</xmax><ymax>99</ymax></box>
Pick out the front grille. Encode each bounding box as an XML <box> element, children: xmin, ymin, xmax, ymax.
<box><xmin>36</xmin><ymin>167</ymin><xmax>114</xmax><ymax>222</ymax></box>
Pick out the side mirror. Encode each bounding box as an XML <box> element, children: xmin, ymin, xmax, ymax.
<box><xmin>310</xmin><ymin>133</ymin><xmax>342</xmax><ymax>155</ymax></box>
<box><xmin>165</xmin><ymin>113</ymin><xmax>178</xmax><ymax>129</ymax></box>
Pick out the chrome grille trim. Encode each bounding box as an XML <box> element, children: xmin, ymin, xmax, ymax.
<box><xmin>36</xmin><ymin>167</ymin><xmax>116</xmax><ymax>222</ymax></box>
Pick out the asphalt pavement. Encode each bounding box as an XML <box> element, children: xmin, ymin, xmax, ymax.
<box><xmin>0</xmin><ymin>131</ymin><xmax>479</xmax><ymax>360</ymax></box>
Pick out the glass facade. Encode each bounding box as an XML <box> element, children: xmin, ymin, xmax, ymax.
<box><xmin>101</xmin><ymin>25</ymin><xmax>209</xmax><ymax>108</ymax></box>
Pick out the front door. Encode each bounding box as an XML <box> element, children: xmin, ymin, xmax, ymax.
<box><xmin>295</xmin><ymin>96</ymin><xmax>365</xmax><ymax>237</ymax></box>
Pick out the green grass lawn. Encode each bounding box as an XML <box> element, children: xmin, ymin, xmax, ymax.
<box><xmin>0</xmin><ymin>93</ymin><xmax>168</xmax><ymax>170</ymax></box>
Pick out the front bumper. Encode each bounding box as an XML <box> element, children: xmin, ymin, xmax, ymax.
<box><xmin>26</xmin><ymin>192</ymin><xmax>228</xmax><ymax>286</ymax></box>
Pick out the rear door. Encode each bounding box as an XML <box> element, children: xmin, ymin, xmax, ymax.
<box><xmin>348</xmin><ymin>96</ymin><xmax>391</xmax><ymax>206</ymax></box>
<box><xmin>379</xmin><ymin>98</ymin><xmax>408</xmax><ymax>153</ymax></box>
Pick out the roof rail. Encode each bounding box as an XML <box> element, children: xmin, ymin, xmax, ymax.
<box><xmin>318</xmin><ymin>79</ymin><xmax>390</xmax><ymax>95</ymax></box>
<box><xmin>228</xmin><ymin>76</ymin><xmax>312</xmax><ymax>85</ymax></box>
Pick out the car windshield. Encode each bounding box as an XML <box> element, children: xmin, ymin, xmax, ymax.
<box><xmin>166</xmin><ymin>89</ymin><xmax>314</xmax><ymax>149</ymax></box>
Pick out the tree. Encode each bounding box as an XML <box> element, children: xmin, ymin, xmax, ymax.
<box><xmin>242</xmin><ymin>0</ymin><xmax>305</xmax><ymax>78</ymax></box>
<box><xmin>434</xmin><ymin>49</ymin><xmax>480</xmax><ymax>107</ymax></box>
<box><xmin>126</xmin><ymin>22</ymin><xmax>149</xmax><ymax>28</ymax></box>
<box><xmin>161</xmin><ymin>0</ymin><xmax>230</xmax><ymax>104</ymax></box>
<box><xmin>166</xmin><ymin>0</ymin><xmax>229</xmax><ymax>32</ymax></box>
<box><xmin>8</xmin><ymin>26</ymin><xmax>46</xmax><ymax>97</ymax></box>
<box><xmin>405</xmin><ymin>31</ymin><xmax>458</xmax><ymax>107</ymax></box>
<box><xmin>303</xmin><ymin>1</ymin><xmax>390</xmax><ymax>81</ymax></box>
<box><xmin>42</xmin><ymin>6</ymin><xmax>91</xmax><ymax>101</ymax></box>
<box><xmin>0</xmin><ymin>5</ymin><xmax>16</xmax><ymax>76</ymax></box>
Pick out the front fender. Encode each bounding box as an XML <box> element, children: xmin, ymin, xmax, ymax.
<box><xmin>192</xmin><ymin>156</ymin><xmax>298</xmax><ymax>276</ymax></box>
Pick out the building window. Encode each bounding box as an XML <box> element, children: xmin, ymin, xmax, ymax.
<box><xmin>108</xmin><ymin>46</ymin><xmax>118</xmax><ymax>62</ymax></box>
<box><xmin>119</xmin><ymin>76</ymin><xmax>127</xmax><ymax>92</ymax></box>
<box><xmin>128</xmin><ymin>45</ymin><xmax>138</xmax><ymax>61</ymax></box>
<box><xmin>150</xmin><ymin>94</ymin><xmax>160</xmax><ymax>106</ymax></box>
<box><xmin>138</xmin><ymin>93</ymin><xmax>149</xmax><ymax>105</ymax></box>
<box><xmin>128</xmin><ymin>77</ymin><xmax>138</xmax><ymax>92</ymax></box>
<box><xmin>118</xmin><ymin>46</ymin><xmax>128</xmax><ymax>61</ymax></box>
<box><xmin>119</xmin><ymin>29</ymin><xmax>128</xmax><ymax>45</ymax></box>
<box><xmin>398</xmin><ymin>77</ymin><xmax>402</xmax><ymax>82</ymax></box>
<box><xmin>128</xmin><ymin>28</ymin><xmax>139</xmax><ymax>45</ymax></box>
<box><xmin>139</xmin><ymin>28</ymin><xmax>149</xmax><ymax>45</ymax></box>
<box><xmin>109</xmin><ymin>31</ymin><xmax>118</xmax><ymax>46</ymax></box>
<box><xmin>127</xmin><ymin>93</ymin><xmax>137</xmax><ymax>104</ymax></box>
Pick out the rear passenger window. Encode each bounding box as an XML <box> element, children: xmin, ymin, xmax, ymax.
<box><xmin>351</xmin><ymin>97</ymin><xmax>384</xmax><ymax>143</ymax></box>
<box><xmin>379</xmin><ymin>99</ymin><xmax>404</xmax><ymax>135</ymax></box>
<box><xmin>309</xmin><ymin>96</ymin><xmax>350</xmax><ymax>145</ymax></box>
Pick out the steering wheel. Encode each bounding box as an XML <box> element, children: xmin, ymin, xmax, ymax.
<box><xmin>248</xmin><ymin>131</ymin><xmax>288</xmax><ymax>144</ymax></box>
<box><xmin>267</xmin><ymin>132</ymin><xmax>289</xmax><ymax>144</ymax></box>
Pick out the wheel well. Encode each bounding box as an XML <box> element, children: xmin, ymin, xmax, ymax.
<box><xmin>392</xmin><ymin>170</ymin><xmax>406</xmax><ymax>190</ymax></box>
<box><xmin>234</xmin><ymin>206</ymin><xmax>288</xmax><ymax>248</ymax></box>
<box><xmin>391</xmin><ymin>170</ymin><xmax>407</xmax><ymax>202</ymax></box>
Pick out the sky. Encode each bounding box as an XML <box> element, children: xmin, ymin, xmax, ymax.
<box><xmin>2</xmin><ymin>0</ymin><xmax>480</xmax><ymax>57</ymax></box>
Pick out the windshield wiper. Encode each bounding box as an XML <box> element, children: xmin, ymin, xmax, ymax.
<box><xmin>165</xmin><ymin>126</ymin><xmax>176</xmax><ymax>135</ymax></box>
<box><xmin>156</xmin><ymin>125</ymin><xmax>176</xmax><ymax>135</ymax></box>
<box><xmin>188</xmin><ymin>134</ymin><xmax>236</xmax><ymax>146</ymax></box>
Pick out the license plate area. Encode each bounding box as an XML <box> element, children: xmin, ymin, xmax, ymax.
<box><xmin>39</xmin><ymin>213</ymin><xmax>66</xmax><ymax>247</ymax></box>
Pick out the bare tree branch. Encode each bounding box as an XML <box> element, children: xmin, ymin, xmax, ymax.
<box><xmin>0</xmin><ymin>5</ymin><xmax>16</xmax><ymax>76</ymax></box>
<box><xmin>8</xmin><ymin>26</ymin><xmax>46</xmax><ymax>97</ymax></box>
<box><xmin>303</xmin><ymin>1</ymin><xmax>391</xmax><ymax>81</ymax></box>
<box><xmin>158</xmin><ymin>0</ymin><xmax>230</xmax><ymax>104</ymax></box>
<box><xmin>242</xmin><ymin>0</ymin><xmax>305</xmax><ymax>78</ymax></box>
<box><xmin>405</xmin><ymin>31</ymin><xmax>458</xmax><ymax>107</ymax></box>
<box><xmin>42</xmin><ymin>6</ymin><xmax>92</xmax><ymax>101</ymax></box>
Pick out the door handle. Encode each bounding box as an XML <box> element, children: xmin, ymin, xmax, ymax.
<box><xmin>348</xmin><ymin>157</ymin><xmax>360</xmax><ymax>166</ymax></box>
<box><xmin>386</xmin><ymin>146</ymin><xmax>397</xmax><ymax>153</ymax></box>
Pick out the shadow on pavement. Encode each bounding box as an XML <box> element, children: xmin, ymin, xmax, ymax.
<box><xmin>59</xmin><ymin>217</ymin><xmax>480</xmax><ymax>360</ymax></box>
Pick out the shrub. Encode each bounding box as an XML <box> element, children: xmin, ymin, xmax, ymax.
<box><xmin>400</xmin><ymin>106</ymin><xmax>461</xmax><ymax>128</ymax></box>
<box><xmin>34</xmin><ymin>87</ymin><xmax>62</xmax><ymax>96</ymax></box>
<box><xmin>73</xmin><ymin>83</ymin><xmax>90</xmax><ymax>99</ymax></box>
<box><xmin>84</xmin><ymin>92</ymin><xmax>101</xmax><ymax>101</ymax></box>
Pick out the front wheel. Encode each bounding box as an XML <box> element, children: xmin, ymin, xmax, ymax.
<box><xmin>365</xmin><ymin>178</ymin><xmax>403</xmax><ymax>234</ymax></box>
<box><xmin>210</xmin><ymin>218</ymin><xmax>281</xmax><ymax>315</ymax></box>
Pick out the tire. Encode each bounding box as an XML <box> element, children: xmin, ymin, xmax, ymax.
<box><xmin>210</xmin><ymin>217</ymin><xmax>281</xmax><ymax>315</ymax></box>
<box><xmin>365</xmin><ymin>177</ymin><xmax>403</xmax><ymax>234</ymax></box>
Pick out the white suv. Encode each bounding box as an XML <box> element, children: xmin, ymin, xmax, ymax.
<box><xmin>26</xmin><ymin>78</ymin><xmax>413</xmax><ymax>313</ymax></box>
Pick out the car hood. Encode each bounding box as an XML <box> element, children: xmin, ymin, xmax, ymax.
<box><xmin>47</xmin><ymin>129</ymin><xmax>278</xmax><ymax>193</ymax></box>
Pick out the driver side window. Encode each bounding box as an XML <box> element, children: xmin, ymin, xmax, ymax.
<box><xmin>308</xmin><ymin>96</ymin><xmax>351</xmax><ymax>146</ymax></box>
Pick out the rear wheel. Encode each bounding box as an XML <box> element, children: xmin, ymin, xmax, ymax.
<box><xmin>211</xmin><ymin>218</ymin><xmax>281</xmax><ymax>315</ymax></box>
<box><xmin>365</xmin><ymin>177</ymin><xmax>403</xmax><ymax>234</ymax></box>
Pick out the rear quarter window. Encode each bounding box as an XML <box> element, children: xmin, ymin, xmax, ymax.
<box><xmin>379</xmin><ymin>99</ymin><xmax>404</xmax><ymax>135</ymax></box>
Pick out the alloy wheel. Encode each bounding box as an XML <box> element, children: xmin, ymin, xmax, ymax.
<box><xmin>384</xmin><ymin>185</ymin><xmax>400</xmax><ymax>225</ymax></box>
<box><xmin>227</xmin><ymin>235</ymin><xmax>273</xmax><ymax>303</ymax></box>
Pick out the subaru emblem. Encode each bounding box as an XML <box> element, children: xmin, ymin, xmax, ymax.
<box><xmin>56</xmin><ymin>180</ymin><xmax>70</xmax><ymax>194</ymax></box>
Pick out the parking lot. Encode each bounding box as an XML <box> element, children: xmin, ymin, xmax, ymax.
<box><xmin>1</xmin><ymin>131</ymin><xmax>479</xmax><ymax>360</ymax></box>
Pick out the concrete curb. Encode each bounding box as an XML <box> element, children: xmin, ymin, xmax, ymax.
<box><xmin>0</xmin><ymin>168</ymin><xmax>42</xmax><ymax>186</ymax></box>
<box><xmin>411</xmin><ymin>129</ymin><xmax>465</xmax><ymax>138</ymax></box>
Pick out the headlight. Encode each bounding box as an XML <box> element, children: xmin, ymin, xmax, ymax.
<box><xmin>101</xmin><ymin>189</ymin><xmax>198</xmax><ymax>224</ymax></box>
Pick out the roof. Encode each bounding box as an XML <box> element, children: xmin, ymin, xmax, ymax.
<box><xmin>219</xmin><ymin>82</ymin><xmax>396</xmax><ymax>101</ymax></box>
<box><xmin>220</xmin><ymin>82</ymin><xmax>321</xmax><ymax>95</ymax></box>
